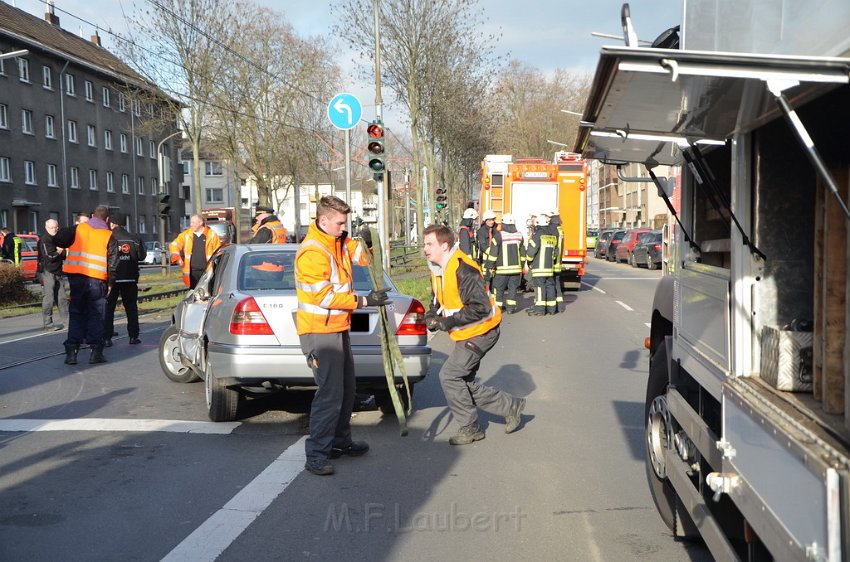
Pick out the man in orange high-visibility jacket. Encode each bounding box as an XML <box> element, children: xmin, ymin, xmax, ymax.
<box><xmin>249</xmin><ymin>205</ymin><xmax>287</xmax><ymax>244</ymax></box>
<box><xmin>169</xmin><ymin>215</ymin><xmax>221</xmax><ymax>288</ymax></box>
<box><xmin>423</xmin><ymin>223</ymin><xmax>526</xmax><ymax>446</ymax></box>
<box><xmin>295</xmin><ymin>195</ymin><xmax>389</xmax><ymax>476</ymax></box>
<box><xmin>53</xmin><ymin>205</ymin><xmax>113</xmax><ymax>365</ymax></box>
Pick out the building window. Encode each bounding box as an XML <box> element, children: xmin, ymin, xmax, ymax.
<box><xmin>106</xmin><ymin>171</ymin><xmax>114</xmax><ymax>192</ymax></box>
<box><xmin>205</xmin><ymin>161</ymin><xmax>223</xmax><ymax>176</ymax></box>
<box><xmin>42</xmin><ymin>65</ymin><xmax>52</xmax><ymax>89</ymax></box>
<box><xmin>206</xmin><ymin>188</ymin><xmax>224</xmax><ymax>203</ymax></box>
<box><xmin>120</xmin><ymin>133</ymin><xmax>128</xmax><ymax>153</ymax></box>
<box><xmin>181</xmin><ymin>185</ymin><xmax>190</xmax><ymax>200</ymax></box>
<box><xmin>18</xmin><ymin>58</ymin><xmax>30</xmax><ymax>82</ymax></box>
<box><xmin>104</xmin><ymin>130</ymin><xmax>113</xmax><ymax>150</ymax></box>
<box><xmin>137</xmin><ymin>176</ymin><xmax>145</xmax><ymax>195</ymax></box>
<box><xmin>70</xmin><ymin>166</ymin><xmax>79</xmax><ymax>189</ymax></box>
<box><xmin>67</xmin><ymin>120</ymin><xmax>77</xmax><ymax>143</ymax></box>
<box><xmin>89</xmin><ymin>169</ymin><xmax>98</xmax><ymax>190</ymax></box>
<box><xmin>121</xmin><ymin>174</ymin><xmax>129</xmax><ymax>194</ymax></box>
<box><xmin>21</xmin><ymin>109</ymin><xmax>33</xmax><ymax>134</ymax></box>
<box><xmin>136</xmin><ymin>137</ymin><xmax>144</xmax><ymax>156</ymax></box>
<box><xmin>182</xmin><ymin>161</ymin><xmax>190</xmax><ymax>176</ymax></box>
<box><xmin>0</xmin><ymin>157</ymin><xmax>10</xmax><ymax>182</ymax></box>
<box><xmin>0</xmin><ymin>104</ymin><xmax>7</xmax><ymax>129</ymax></box>
<box><xmin>29</xmin><ymin>211</ymin><xmax>38</xmax><ymax>232</ymax></box>
<box><xmin>152</xmin><ymin>177</ymin><xmax>158</xmax><ymax>194</ymax></box>
<box><xmin>118</xmin><ymin>93</ymin><xmax>125</xmax><ymax>112</ymax></box>
<box><xmin>133</xmin><ymin>99</ymin><xmax>141</xmax><ymax>117</ymax></box>
<box><xmin>24</xmin><ymin>161</ymin><xmax>36</xmax><ymax>185</ymax></box>
<box><xmin>0</xmin><ymin>59</ymin><xmax>5</xmax><ymax>76</ymax></box>
<box><xmin>102</xmin><ymin>87</ymin><xmax>110</xmax><ymax>107</ymax></box>
<box><xmin>138</xmin><ymin>216</ymin><xmax>147</xmax><ymax>234</ymax></box>
<box><xmin>45</xmin><ymin>115</ymin><xmax>55</xmax><ymax>138</ymax></box>
<box><xmin>152</xmin><ymin>218</ymin><xmax>157</xmax><ymax>234</ymax></box>
<box><xmin>84</xmin><ymin>80</ymin><xmax>94</xmax><ymax>102</ymax></box>
<box><xmin>47</xmin><ymin>164</ymin><xmax>58</xmax><ymax>187</ymax></box>
<box><xmin>87</xmin><ymin>124</ymin><xmax>96</xmax><ymax>147</ymax></box>
<box><xmin>149</xmin><ymin>140</ymin><xmax>156</xmax><ymax>159</ymax></box>
<box><xmin>65</xmin><ymin>73</ymin><xmax>75</xmax><ymax>96</ymax></box>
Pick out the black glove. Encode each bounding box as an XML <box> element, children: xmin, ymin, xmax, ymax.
<box><xmin>426</xmin><ymin>313</ymin><xmax>450</xmax><ymax>332</ymax></box>
<box><xmin>425</xmin><ymin>311</ymin><xmax>439</xmax><ymax>332</ymax></box>
<box><xmin>363</xmin><ymin>287</ymin><xmax>391</xmax><ymax>307</ymax></box>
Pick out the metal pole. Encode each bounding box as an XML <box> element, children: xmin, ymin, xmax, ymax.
<box><xmin>158</xmin><ymin>131</ymin><xmax>181</xmax><ymax>275</ymax></box>
<box><xmin>344</xmin><ymin>128</ymin><xmax>352</xmax><ymax>231</ymax></box>
<box><xmin>373</xmin><ymin>0</ymin><xmax>389</xmax><ymax>269</ymax></box>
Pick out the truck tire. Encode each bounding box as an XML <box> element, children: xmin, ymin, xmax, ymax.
<box><xmin>205</xmin><ymin>359</ymin><xmax>239</xmax><ymax>422</ymax></box>
<box><xmin>159</xmin><ymin>325</ymin><xmax>201</xmax><ymax>383</ymax></box>
<box><xmin>645</xmin><ymin>345</ymin><xmax>698</xmax><ymax>539</ymax></box>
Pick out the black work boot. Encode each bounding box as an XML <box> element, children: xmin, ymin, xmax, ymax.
<box><xmin>449</xmin><ymin>423</ymin><xmax>485</xmax><ymax>446</ymax></box>
<box><xmin>89</xmin><ymin>345</ymin><xmax>107</xmax><ymax>364</ymax></box>
<box><xmin>64</xmin><ymin>344</ymin><xmax>79</xmax><ymax>365</ymax></box>
<box><xmin>505</xmin><ymin>397</ymin><xmax>526</xmax><ymax>434</ymax></box>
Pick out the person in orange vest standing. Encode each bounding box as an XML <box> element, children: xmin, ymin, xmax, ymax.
<box><xmin>422</xmin><ymin>223</ymin><xmax>526</xmax><ymax>445</ymax></box>
<box><xmin>53</xmin><ymin>205</ymin><xmax>114</xmax><ymax>365</ymax></box>
<box><xmin>295</xmin><ymin>195</ymin><xmax>389</xmax><ymax>476</ymax></box>
<box><xmin>169</xmin><ymin>214</ymin><xmax>221</xmax><ymax>289</ymax></box>
<box><xmin>249</xmin><ymin>205</ymin><xmax>287</xmax><ymax>243</ymax></box>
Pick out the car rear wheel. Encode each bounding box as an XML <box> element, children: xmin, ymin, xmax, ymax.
<box><xmin>647</xmin><ymin>255</ymin><xmax>657</xmax><ymax>270</ymax></box>
<box><xmin>374</xmin><ymin>385</ymin><xmax>412</xmax><ymax>416</ymax></box>
<box><xmin>630</xmin><ymin>253</ymin><xmax>638</xmax><ymax>267</ymax></box>
<box><xmin>205</xmin><ymin>359</ymin><xmax>239</xmax><ymax>422</ymax></box>
<box><xmin>159</xmin><ymin>325</ymin><xmax>201</xmax><ymax>383</ymax></box>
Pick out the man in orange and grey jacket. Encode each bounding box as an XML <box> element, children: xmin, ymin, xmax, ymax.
<box><xmin>295</xmin><ymin>195</ymin><xmax>389</xmax><ymax>476</ymax></box>
<box><xmin>422</xmin><ymin>223</ymin><xmax>526</xmax><ymax>446</ymax></box>
<box><xmin>53</xmin><ymin>205</ymin><xmax>113</xmax><ymax>365</ymax></box>
<box><xmin>170</xmin><ymin>214</ymin><xmax>221</xmax><ymax>289</ymax></box>
<box><xmin>249</xmin><ymin>205</ymin><xmax>287</xmax><ymax>244</ymax></box>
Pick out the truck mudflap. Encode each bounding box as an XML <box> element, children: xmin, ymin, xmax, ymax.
<box><xmin>711</xmin><ymin>377</ymin><xmax>850</xmax><ymax>561</ymax></box>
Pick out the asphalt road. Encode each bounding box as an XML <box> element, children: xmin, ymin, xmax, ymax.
<box><xmin>0</xmin><ymin>258</ymin><xmax>711</xmax><ymax>561</ymax></box>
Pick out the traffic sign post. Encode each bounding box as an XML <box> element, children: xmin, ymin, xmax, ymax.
<box><xmin>327</xmin><ymin>93</ymin><xmax>364</xmax><ymax>230</ymax></box>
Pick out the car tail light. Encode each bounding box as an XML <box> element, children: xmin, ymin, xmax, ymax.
<box><xmin>654</xmin><ymin>244</ymin><xmax>661</xmax><ymax>250</ymax></box>
<box><xmin>611</xmin><ymin>239</ymin><xmax>620</xmax><ymax>244</ymax></box>
<box><xmin>396</xmin><ymin>299</ymin><xmax>426</xmax><ymax>336</ymax></box>
<box><xmin>230</xmin><ymin>297</ymin><xmax>274</xmax><ymax>335</ymax></box>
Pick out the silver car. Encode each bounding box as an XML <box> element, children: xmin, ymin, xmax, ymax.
<box><xmin>158</xmin><ymin>244</ymin><xmax>431</xmax><ymax>421</ymax></box>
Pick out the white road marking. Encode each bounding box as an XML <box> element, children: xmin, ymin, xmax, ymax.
<box><xmin>581</xmin><ymin>282</ymin><xmax>606</xmax><ymax>294</ymax></box>
<box><xmin>162</xmin><ymin>436</ymin><xmax>307</xmax><ymax>562</ymax></box>
<box><xmin>615</xmin><ymin>301</ymin><xmax>634</xmax><ymax>312</ymax></box>
<box><xmin>596</xmin><ymin>277</ymin><xmax>658</xmax><ymax>281</ymax></box>
<box><xmin>0</xmin><ymin>418</ymin><xmax>239</xmax><ymax>434</ymax></box>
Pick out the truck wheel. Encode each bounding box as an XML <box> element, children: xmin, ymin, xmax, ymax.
<box><xmin>374</xmin><ymin>385</ymin><xmax>412</xmax><ymax>415</ymax></box>
<box><xmin>205</xmin><ymin>359</ymin><xmax>239</xmax><ymax>422</ymax></box>
<box><xmin>159</xmin><ymin>325</ymin><xmax>201</xmax><ymax>383</ymax></box>
<box><xmin>645</xmin><ymin>345</ymin><xmax>698</xmax><ymax>538</ymax></box>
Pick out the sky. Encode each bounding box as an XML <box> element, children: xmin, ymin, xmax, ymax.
<box><xmin>8</xmin><ymin>0</ymin><xmax>683</xmax><ymax>129</ymax></box>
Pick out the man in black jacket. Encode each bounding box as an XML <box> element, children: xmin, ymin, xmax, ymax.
<box><xmin>38</xmin><ymin>219</ymin><xmax>69</xmax><ymax>331</ymax></box>
<box><xmin>105</xmin><ymin>212</ymin><xmax>146</xmax><ymax>346</ymax></box>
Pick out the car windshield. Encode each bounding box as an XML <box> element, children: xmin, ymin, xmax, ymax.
<box><xmin>238</xmin><ymin>251</ymin><xmax>384</xmax><ymax>292</ymax></box>
<box><xmin>21</xmin><ymin>238</ymin><xmax>38</xmax><ymax>252</ymax></box>
<box><xmin>587</xmin><ymin>228</ymin><xmax>598</xmax><ymax>236</ymax></box>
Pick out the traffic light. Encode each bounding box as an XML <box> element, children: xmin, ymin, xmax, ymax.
<box><xmin>367</xmin><ymin>120</ymin><xmax>385</xmax><ymax>180</ymax></box>
<box><xmin>158</xmin><ymin>194</ymin><xmax>171</xmax><ymax>216</ymax></box>
<box><xmin>435</xmin><ymin>188</ymin><xmax>447</xmax><ymax>210</ymax></box>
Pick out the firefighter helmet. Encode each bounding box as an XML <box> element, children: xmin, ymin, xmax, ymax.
<box><xmin>501</xmin><ymin>213</ymin><xmax>515</xmax><ymax>225</ymax></box>
<box><xmin>462</xmin><ymin>208</ymin><xmax>478</xmax><ymax>220</ymax></box>
<box><xmin>537</xmin><ymin>214</ymin><xmax>551</xmax><ymax>226</ymax></box>
<box><xmin>482</xmin><ymin>210</ymin><xmax>497</xmax><ymax>220</ymax></box>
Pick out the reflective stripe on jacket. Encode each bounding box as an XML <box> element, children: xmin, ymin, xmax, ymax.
<box><xmin>526</xmin><ymin>228</ymin><xmax>557</xmax><ymax>277</ymax></box>
<box><xmin>63</xmin><ymin>223</ymin><xmax>111</xmax><ymax>280</ymax></box>
<box><xmin>169</xmin><ymin>226</ymin><xmax>222</xmax><ymax>287</ymax></box>
<box><xmin>295</xmin><ymin>221</ymin><xmax>370</xmax><ymax>336</ymax></box>
<box><xmin>431</xmin><ymin>246</ymin><xmax>501</xmax><ymax>342</ymax></box>
<box><xmin>494</xmin><ymin>230</ymin><xmax>524</xmax><ymax>275</ymax></box>
<box><xmin>552</xmin><ymin>224</ymin><xmax>564</xmax><ymax>273</ymax></box>
<box><xmin>262</xmin><ymin>219</ymin><xmax>287</xmax><ymax>243</ymax></box>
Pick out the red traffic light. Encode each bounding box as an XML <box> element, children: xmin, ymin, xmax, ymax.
<box><xmin>367</xmin><ymin>123</ymin><xmax>384</xmax><ymax>138</ymax></box>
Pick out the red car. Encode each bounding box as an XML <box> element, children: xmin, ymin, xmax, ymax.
<box><xmin>18</xmin><ymin>234</ymin><xmax>40</xmax><ymax>281</ymax></box>
<box><xmin>614</xmin><ymin>228</ymin><xmax>652</xmax><ymax>264</ymax></box>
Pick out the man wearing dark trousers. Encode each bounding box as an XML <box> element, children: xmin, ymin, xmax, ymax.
<box><xmin>423</xmin><ymin>224</ymin><xmax>526</xmax><ymax>445</ymax></box>
<box><xmin>38</xmin><ymin>219</ymin><xmax>69</xmax><ymax>331</ymax></box>
<box><xmin>54</xmin><ymin>206</ymin><xmax>113</xmax><ymax>365</ymax></box>
<box><xmin>105</xmin><ymin>212</ymin><xmax>146</xmax><ymax>347</ymax></box>
<box><xmin>295</xmin><ymin>195</ymin><xmax>388</xmax><ymax>476</ymax></box>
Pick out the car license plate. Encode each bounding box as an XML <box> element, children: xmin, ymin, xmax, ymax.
<box><xmin>351</xmin><ymin>313</ymin><xmax>369</xmax><ymax>332</ymax></box>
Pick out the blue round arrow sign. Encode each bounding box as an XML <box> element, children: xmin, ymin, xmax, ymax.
<box><xmin>327</xmin><ymin>93</ymin><xmax>362</xmax><ymax>131</ymax></box>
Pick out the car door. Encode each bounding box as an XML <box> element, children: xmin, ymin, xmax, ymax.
<box><xmin>178</xmin><ymin>251</ymin><xmax>225</xmax><ymax>368</ymax></box>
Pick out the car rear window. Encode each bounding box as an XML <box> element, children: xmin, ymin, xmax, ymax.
<box><xmin>21</xmin><ymin>238</ymin><xmax>38</xmax><ymax>252</ymax></box>
<box><xmin>238</xmin><ymin>251</ymin><xmax>382</xmax><ymax>292</ymax></box>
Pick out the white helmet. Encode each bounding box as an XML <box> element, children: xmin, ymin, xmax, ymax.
<box><xmin>462</xmin><ymin>208</ymin><xmax>478</xmax><ymax>220</ymax></box>
<box><xmin>483</xmin><ymin>209</ymin><xmax>497</xmax><ymax>220</ymax></box>
<box><xmin>537</xmin><ymin>214</ymin><xmax>551</xmax><ymax>226</ymax></box>
<box><xmin>538</xmin><ymin>209</ymin><xmax>551</xmax><ymax>217</ymax></box>
<box><xmin>501</xmin><ymin>213</ymin><xmax>515</xmax><ymax>225</ymax></box>
<box><xmin>549</xmin><ymin>208</ymin><xmax>559</xmax><ymax>217</ymax></box>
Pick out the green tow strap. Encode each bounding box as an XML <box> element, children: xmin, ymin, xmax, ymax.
<box><xmin>362</xmin><ymin>230</ymin><xmax>411</xmax><ymax>436</ymax></box>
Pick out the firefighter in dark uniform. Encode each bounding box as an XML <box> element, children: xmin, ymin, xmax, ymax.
<box><xmin>549</xmin><ymin>208</ymin><xmax>565</xmax><ymax>312</ymax></box>
<box><xmin>105</xmin><ymin>212</ymin><xmax>147</xmax><ymax>347</ymax></box>
<box><xmin>458</xmin><ymin>208</ymin><xmax>478</xmax><ymax>260</ymax></box>
<box><xmin>525</xmin><ymin>210</ymin><xmax>558</xmax><ymax>316</ymax></box>
<box><xmin>490</xmin><ymin>213</ymin><xmax>525</xmax><ymax>314</ymax></box>
<box><xmin>250</xmin><ymin>205</ymin><xmax>287</xmax><ymax>244</ymax></box>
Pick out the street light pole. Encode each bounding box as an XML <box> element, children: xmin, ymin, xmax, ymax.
<box><xmin>157</xmin><ymin>131</ymin><xmax>182</xmax><ymax>275</ymax></box>
<box><xmin>373</xmin><ymin>0</ymin><xmax>389</xmax><ymax>269</ymax></box>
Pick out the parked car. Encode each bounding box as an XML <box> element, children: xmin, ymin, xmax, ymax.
<box><xmin>604</xmin><ymin>230</ymin><xmax>626</xmax><ymax>262</ymax></box>
<box><xmin>158</xmin><ymin>244</ymin><xmax>432</xmax><ymax>421</ymax></box>
<box><xmin>586</xmin><ymin>228</ymin><xmax>599</xmax><ymax>250</ymax></box>
<box><xmin>631</xmin><ymin>230</ymin><xmax>663</xmax><ymax>270</ymax></box>
<box><xmin>141</xmin><ymin>241</ymin><xmax>164</xmax><ymax>265</ymax></box>
<box><xmin>595</xmin><ymin>229</ymin><xmax>616</xmax><ymax>259</ymax></box>
<box><xmin>614</xmin><ymin>227</ymin><xmax>653</xmax><ymax>264</ymax></box>
<box><xmin>18</xmin><ymin>234</ymin><xmax>39</xmax><ymax>281</ymax></box>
